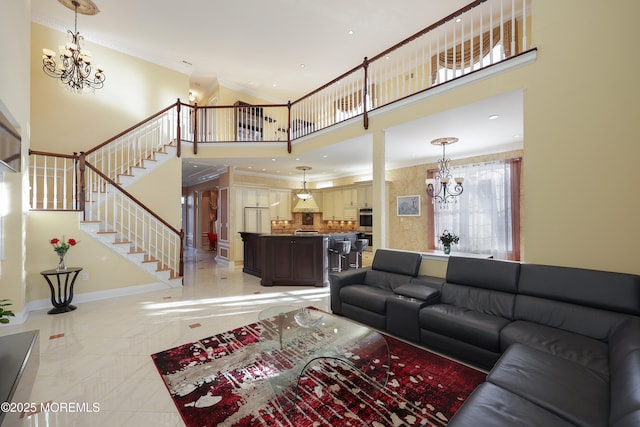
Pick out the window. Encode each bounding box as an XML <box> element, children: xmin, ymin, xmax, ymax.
<box><xmin>428</xmin><ymin>158</ymin><xmax>521</xmax><ymax>260</ymax></box>
<box><xmin>335</xmin><ymin>86</ymin><xmax>374</xmax><ymax>122</ymax></box>
<box><xmin>437</xmin><ymin>44</ymin><xmax>505</xmax><ymax>83</ymax></box>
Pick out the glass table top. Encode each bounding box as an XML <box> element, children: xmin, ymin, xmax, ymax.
<box><xmin>258</xmin><ymin>306</ymin><xmax>390</xmax><ymax>414</ymax></box>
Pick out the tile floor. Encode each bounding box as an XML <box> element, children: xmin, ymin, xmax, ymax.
<box><xmin>1</xmin><ymin>249</ymin><xmax>331</xmax><ymax>426</ymax></box>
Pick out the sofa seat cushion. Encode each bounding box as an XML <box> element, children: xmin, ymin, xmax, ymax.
<box><xmin>340</xmin><ymin>285</ymin><xmax>394</xmax><ymax>315</ymax></box>
<box><xmin>500</xmin><ymin>320</ymin><xmax>609</xmax><ymax>379</ymax></box>
<box><xmin>448</xmin><ymin>382</ymin><xmax>576</xmax><ymax>427</ymax></box>
<box><xmin>419</xmin><ymin>304</ymin><xmax>510</xmax><ymax>353</ymax></box>
<box><xmin>488</xmin><ymin>343</ymin><xmax>609</xmax><ymax>427</ymax></box>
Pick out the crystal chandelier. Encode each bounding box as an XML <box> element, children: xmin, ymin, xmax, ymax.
<box><xmin>42</xmin><ymin>0</ymin><xmax>105</xmax><ymax>93</ymax></box>
<box><xmin>425</xmin><ymin>137</ymin><xmax>464</xmax><ymax>206</ymax></box>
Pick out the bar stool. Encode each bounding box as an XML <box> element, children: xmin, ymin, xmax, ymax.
<box><xmin>350</xmin><ymin>239</ymin><xmax>369</xmax><ymax>269</ymax></box>
<box><xmin>331</xmin><ymin>240</ymin><xmax>352</xmax><ymax>272</ymax></box>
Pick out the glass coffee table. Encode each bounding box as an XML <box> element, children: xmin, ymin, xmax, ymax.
<box><xmin>258</xmin><ymin>306</ymin><xmax>390</xmax><ymax>414</ymax></box>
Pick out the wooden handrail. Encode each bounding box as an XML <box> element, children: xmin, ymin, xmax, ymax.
<box><xmin>367</xmin><ymin>0</ymin><xmax>487</xmax><ymax>63</ymax></box>
<box><xmin>84</xmin><ymin>101</ymin><xmax>179</xmax><ymax>156</ymax></box>
<box><xmin>291</xmin><ymin>0</ymin><xmax>488</xmax><ymax>106</ymax></box>
<box><xmin>28</xmin><ymin>149</ymin><xmax>77</xmax><ymax>160</ymax></box>
<box><xmin>291</xmin><ymin>61</ymin><xmax>365</xmax><ymax>106</ymax></box>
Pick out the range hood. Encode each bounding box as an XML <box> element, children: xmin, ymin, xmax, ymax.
<box><xmin>293</xmin><ymin>196</ymin><xmax>320</xmax><ymax>212</ymax></box>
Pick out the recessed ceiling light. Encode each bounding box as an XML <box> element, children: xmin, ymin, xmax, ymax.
<box><xmin>488</xmin><ymin>114</ymin><xmax>500</xmax><ymax>120</ymax></box>
<box><xmin>455</xmin><ymin>18</ymin><xmax>462</xmax><ymax>23</ymax></box>
<box><xmin>271</xmin><ymin>158</ymin><xmax>276</xmax><ymax>161</ymax></box>
<box><xmin>348</xmin><ymin>30</ymin><xmax>354</xmax><ymax>35</ymax></box>
<box><xmin>300</xmin><ymin>64</ymin><xmax>305</xmax><ymax>68</ymax></box>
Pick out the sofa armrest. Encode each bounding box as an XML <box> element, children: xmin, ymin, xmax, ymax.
<box><xmin>329</xmin><ymin>268</ymin><xmax>369</xmax><ymax>315</ymax></box>
<box><xmin>394</xmin><ymin>284</ymin><xmax>441</xmax><ymax>304</ymax></box>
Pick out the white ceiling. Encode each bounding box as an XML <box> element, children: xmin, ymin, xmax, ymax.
<box><xmin>31</xmin><ymin>0</ymin><xmax>523</xmax><ymax>186</ymax></box>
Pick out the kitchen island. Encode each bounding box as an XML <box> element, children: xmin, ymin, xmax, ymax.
<box><xmin>239</xmin><ymin>232</ymin><xmax>359</xmax><ymax>287</ymax></box>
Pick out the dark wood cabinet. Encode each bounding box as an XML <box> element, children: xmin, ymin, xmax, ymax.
<box><xmin>239</xmin><ymin>232</ymin><xmax>263</xmax><ymax>277</ymax></box>
<box><xmin>261</xmin><ymin>235</ymin><xmax>329</xmax><ymax>287</ymax></box>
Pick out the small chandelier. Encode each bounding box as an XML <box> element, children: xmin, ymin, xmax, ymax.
<box><xmin>42</xmin><ymin>0</ymin><xmax>105</xmax><ymax>93</ymax></box>
<box><xmin>425</xmin><ymin>137</ymin><xmax>464</xmax><ymax>206</ymax></box>
<box><xmin>296</xmin><ymin>166</ymin><xmax>313</xmax><ymax>200</ymax></box>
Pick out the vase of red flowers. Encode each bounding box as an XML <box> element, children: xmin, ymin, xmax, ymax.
<box><xmin>50</xmin><ymin>236</ymin><xmax>78</xmax><ymax>271</ymax></box>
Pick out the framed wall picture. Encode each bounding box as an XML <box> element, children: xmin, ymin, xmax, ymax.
<box><xmin>397</xmin><ymin>195</ymin><xmax>421</xmax><ymax>216</ymax></box>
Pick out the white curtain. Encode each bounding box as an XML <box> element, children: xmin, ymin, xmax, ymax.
<box><xmin>434</xmin><ymin>160</ymin><xmax>515</xmax><ymax>259</ymax></box>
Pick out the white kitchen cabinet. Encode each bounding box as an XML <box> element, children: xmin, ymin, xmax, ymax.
<box><xmin>240</xmin><ymin>186</ymin><xmax>270</xmax><ymax>207</ymax></box>
<box><xmin>269</xmin><ymin>190</ymin><xmax>291</xmax><ymax>220</ymax></box>
<box><xmin>343</xmin><ymin>188</ymin><xmax>358</xmax><ymax>208</ymax></box>
<box><xmin>244</xmin><ymin>207</ymin><xmax>271</xmax><ymax>233</ymax></box>
<box><xmin>323</xmin><ymin>190</ymin><xmax>345</xmax><ymax>220</ymax></box>
<box><xmin>357</xmin><ymin>185</ymin><xmax>373</xmax><ymax>208</ymax></box>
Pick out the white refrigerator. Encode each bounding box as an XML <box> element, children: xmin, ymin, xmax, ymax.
<box><xmin>244</xmin><ymin>207</ymin><xmax>271</xmax><ymax>233</ymax></box>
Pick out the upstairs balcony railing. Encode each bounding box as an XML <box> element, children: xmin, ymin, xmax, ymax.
<box><xmin>182</xmin><ymin>0</ymin><xmax>532</xmax><ymax>152</ymax></box>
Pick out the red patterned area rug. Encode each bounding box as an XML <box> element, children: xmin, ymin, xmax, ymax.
<box><xmin>151</xmin><ymin>316</ymin><xmax>485</xmax><ymax>427</ymax></box>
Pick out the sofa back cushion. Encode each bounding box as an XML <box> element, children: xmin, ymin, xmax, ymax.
<box><xmin>514</xmin><ymin>295</ymin><xmax>629</xmax><ymax>341</ymax></box>
<box><xmin>518</xmin><ymin>264</ymin><xmax>640</xmax><ymax>316</ymax></box>
<box><xmin>371</xmin><ymin>249</ymin><xmax>422</xmax><ymax>277</ymax></box>
<box><xmin>441</xmin><ymin>283</ymin><xmax>516</xmax><ymax>319</ymax></box>
<box><xmin>446</xmin><ymin>256</ymin><xmax>520</xmax><ymax>293</ymax></box>
<box><xmin>364</xmin><ymin>270</ymin><xmax>415</xmax><ymax>291</ymax></box>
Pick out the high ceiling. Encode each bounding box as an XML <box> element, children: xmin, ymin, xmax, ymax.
<box><xmin>31</xmin><ymin>0</ymin><xmax>523</xmax><ymax>185</ymax></box>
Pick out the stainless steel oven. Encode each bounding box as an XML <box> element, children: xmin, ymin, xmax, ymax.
<box><xmin>358</xmin><ymin>208</ymin><xmax>373</xmax><ymax>230</ymax></box>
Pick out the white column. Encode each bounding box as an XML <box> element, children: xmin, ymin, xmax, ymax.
<box><xmin>372</xmin><ymin>130</ymin><xmax>386</xmax><ymax>250</ymax></box>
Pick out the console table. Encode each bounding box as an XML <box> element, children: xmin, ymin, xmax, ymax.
<box><xmin>40</xmin><ymin>267</ymin><xmax>82</xmax><ymax>314</ymax></box>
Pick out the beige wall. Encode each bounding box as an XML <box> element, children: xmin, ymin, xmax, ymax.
<box><xmin>519</xmin><ymin>1</ymin><xmax>639</xmax><ymax>274</ymax></box>
<box><xmin>26</xmin><ymin>211</ymin><xmax>159</xmax><ymax>301</ymax></box>
<box><xmin>0</xmin><ymin>0</ymin><xmax>30</xmax><ymax>314</ymax></box>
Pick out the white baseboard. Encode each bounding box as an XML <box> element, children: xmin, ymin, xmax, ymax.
<box><xmin>0</xmin><ymin>310</ymin><xmax>29</xmax><ymax>326</ymax></box>
<box><xmin>214</xmin><ymin>256</ymin><xmax>235</xmax><ymax>268</ymax></box>
<box><xmin>7</xmin><ymin>281</ymin><xmax>183</xmax><ymax>323</ymax></box>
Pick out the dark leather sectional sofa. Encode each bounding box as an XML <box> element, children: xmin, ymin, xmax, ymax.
<box><xmin>329</xmin><ymin>249</ymin><xmax>640</xmax><ymax>427</ymax></box>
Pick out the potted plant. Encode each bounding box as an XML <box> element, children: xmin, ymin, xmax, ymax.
<box><xmin>439</xmin><ymin>230</ymin><xmax>459</xmax><ymax>255</ymax></box>
<box><xmin>0</xmin><ymin>299</ymin><xmax>15</xmax><ymax>324</ymax></box>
